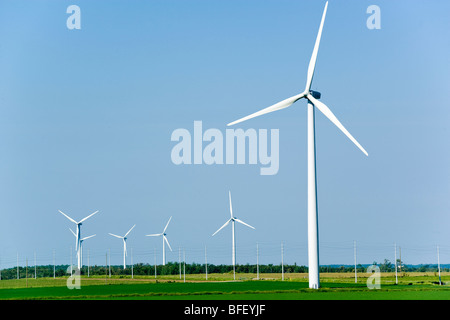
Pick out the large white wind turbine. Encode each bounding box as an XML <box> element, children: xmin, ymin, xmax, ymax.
<box><xmin>69</xmin><ymin>228</ymin><xmax>95</xmax><ymax>268</ymax></box>
<box><xmin>227</xmin><ymin>1</ymin><xmax>368</xmax><ymax>289</ymax></box>
<box><xmin>59</xmin><ymin>210</ymin><xmax>99</xmax><ymax>269</ymax></box>
<box><xmin>109</xmin><ymin>225</ymin><xmax>136</xmax><ymax>269</ymax></box>
<box><xmin>212</xmin><ymin>191</ymin><xmax>255</xmax><ymax>280</ymax></box>
<box><xmin>145</xmin><ymin>217</ymin><xmax>173</xmax><ymax>266</ymax></box>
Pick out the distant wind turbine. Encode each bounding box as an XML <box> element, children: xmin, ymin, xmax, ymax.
<box><xmin>69</xmin><ymin>228</ymin><xmax>95</xmax><ymax>268</ymax></box>
<box><xmin>212</xmin><ymin>191</ymin><xmax>255</xmax><ymax>280</ymax></box>
<box><xmin>145</xmin><ymin>217</ymin><xmax>173</xmax><ymax>266</ymax></box>
<box><xmin>109</xmin><ymin>224</ymin><xmax>136</xmax><ymax>269</ymax></box>
<box><xmin>226</xmin><ymin>1</ymin><xmax>368</xmax><ymax>289</ymax></box>
<box><xmin>59</xmin><ymin>210</ymin><xmax>99</xmax><ymax>269</ymax></box>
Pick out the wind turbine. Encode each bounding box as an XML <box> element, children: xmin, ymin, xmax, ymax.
<box><xmin>145</xmin><ymin>217</ymin><xmax>173</xmax><ymax>266</ymax></box>
<box><xmin>227</xmin><ymin>1</ymin><xmax>368</xmax><ymax>289</ymax></box>
<box><xmin>69</xmin><ymin>228</ymin><xmax>95</xmax><ymax>268</ymax></box>
<box><xmin>212</xmin><ymin>191</ymin><xmax>255</xmax><ymax>280</ymax></box>
<box><xmin>108</xmin><ymin>225</ymin><xmax>136</xmax><ymax>269</ymax></box>
<box><xmin>59</xmin><ymin>210</ymin><xmax>99</xmax><ymax>269</ymax></box>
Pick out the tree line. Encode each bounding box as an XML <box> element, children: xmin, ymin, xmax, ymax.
<box><xmin>0</xmin><ymin>260</ymin><xmax>448</xmax><ymax>280</ymax></box>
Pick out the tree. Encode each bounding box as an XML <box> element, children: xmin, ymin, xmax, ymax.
<box><xmin>380</xmin><ymin>259</ymin><xmax>392</xmax><ymax>272</ymax></box>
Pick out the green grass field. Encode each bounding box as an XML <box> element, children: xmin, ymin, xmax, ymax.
<box><xmin>1</xmin><ymin>272</ymin><xmax>449</xmax><ymax>300</ymax></box>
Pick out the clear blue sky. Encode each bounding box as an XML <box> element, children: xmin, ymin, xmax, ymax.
<box><xmin>0</xmin><ymin>0</ymin><xmax>449</xmax><ymax>268</ymax></box>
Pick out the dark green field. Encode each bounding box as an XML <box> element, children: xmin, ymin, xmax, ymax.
<box><xmin>0</xmin><ymin>272</ymin><xmax>449</xmax><ymax>300</ymax></box>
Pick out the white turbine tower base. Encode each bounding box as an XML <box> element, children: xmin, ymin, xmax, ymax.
<box><xmin>109</xmin><ymin>224</ymin><xmax>136</xmax><ymax>269</ymax></box>
<box><xmin>226</xmin><ymin>1</ymin><xmax>368</xmax><ymax>289</ymax></box>
<box><xmin>212</xmin><ymin>191</ymin><xmax>255</xmax><ymax>280</ymax></box>
<box><xmin>307</xmin><ymin>100</ymin><xmax>319</xmax><ymax>289</ymax></box>
<box><xmin>146</xmin><ymin>216</ymin><xmax>173</xmax><ymax>266</ymax></box>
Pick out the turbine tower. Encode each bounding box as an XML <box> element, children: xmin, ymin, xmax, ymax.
<box><xmin>109</xmin><ymin>224</ymin><xmax>136</xmax><ymax>269</ymax></box>
<box><xmin>145</xmin><ymin>216</ymin><xmax>173</xmax><ymax>266</ymax></box>
<box><xmin>227</xmin><ymin>2</ymin><xmax>368</xmax><ymax>289</ymax></box>
<box><xmin>212</xmin><ymin>191</ymin><xmax>255</xmax><ymax>280</ymax></box>
<box><xmin>69</xmin><ymin>228</ymin><xmax>95</xmax><ymax>268</ymax></box>
<box><xmin>59</xmin><ymin>210</ymin><xmax>99</xmax><ymax>269</ymax></box>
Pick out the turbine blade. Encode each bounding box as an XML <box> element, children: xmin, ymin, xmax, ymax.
<box><xmin>81</xmin><ymin>234</ymin><xmax>96</xmax><ymax>241</ymax></box>
<box><xmin>109</xmin><ymin>233</ymin><xmax>123</xmax><ymax>239</ymax></box>
<box><xmin>235</xmin><ymin>218</ymin><xmax>255</xmax><ymax>230</ymax></box>
<box><xmin>212</xmin><ymin>219</ymin><xmax>231</xmax><ymax>237</ymax></box>
<box><xmin>227</xmin><ymin>93</ymin><xmax>306</xmax><ymax>126</ymax></box>
<box><xmin>58</xmin><ymin>210</ymin><xmax>77</xmax><ymax>224</ymax></box>
<box><xmin>307</xmin><ymin>94</ymin><xmax>368</xmax><ymax>156</ymax></box>
<box><xmin>164</xmin><ymin>236</ymin><xmax>173</xmax><ymax>252</ymax></box>
<box><xmin>228</xmin><ymin>191</ymin><xmax>233</xmax><ymax>218</ymax></box>
<box><xmin>163</xmin><ymin>216</ymin><xmax>172</xmax><ymax>233</ymax></box>
<box><xmin>146</xmin><ymin>233</ymin><xmax>162</xmax><ymax>237</ymax></box>
<box><xmin>79</xmin><ymin>210</ymin><xmax>99</xmax><ymax>223</ymax></box>
<box><xmin>124</xmin><ymin>224</ymin><xmax>136</xmax><ymax>237</ymax></box>
<box><xmin>69</xmin><ymin>227</ymin><xmax>79</xmax><ymax>252</ymax></box>
<box><xmin>305</xmin><ymin>1</ymin><xmax>328</xmax><ymax>91</ymax></box>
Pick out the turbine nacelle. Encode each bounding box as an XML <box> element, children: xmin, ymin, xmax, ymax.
<box><xmin>309</xmin><ymin>90</ymin><xmax>321</xmax><ymax>100</ymax></box>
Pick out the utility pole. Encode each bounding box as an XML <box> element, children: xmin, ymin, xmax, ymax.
<box><xmin>205</xmin><ymin>246</ymin><xmax>208</xmax><ymax>281</ymax></box>
<box><xmin>256</xmin><ymin>242</ymin><xmax>259</xmax><ymax>280</ymax></box>
<box><xmin>437</xmin><ymin>245</ymin><xmax>442</xmax><ymax>285</ymax></box>
<box><xmin>17</xmin><ymin>252</ymin><xmax>19</xmax><ymax>280</ymax></box>
<box><xmin>105</xmin><ymin>252</ymin><xmax>107</xmax><ymax>284</ymax></box>
<box><xmin>131</xmin><ymin>247</ymin><xmax>134</xmax><ymax>279</ymax></box>
<box><xmin>53</xmin><ymin>249</ymin><xmax>55</xmax><ymax>279</ymax></box>
<box><xmin>34</xmin><ymin>251</ymin><xmax>37</xmax><ymax>279</ymax></box>
<box><xmin>179</xmin><ymin>247</ymin><xmax>181</xmax><ymax>280</ymax></box>
<box><xmin>394</xmin><ymin>243</ymin><xmax>398</xmax><ymax>285</ymax></box>
<box><xmin>281</xmin><ymin>242</ymin><xmax>284</xmax><ymax>281</ymax></box>
<box><xmin>183</xmin><ymin>249</ymin><xmax>186</xmax><ymax>283</ymax></box>
<box><xmin>26</xmin><ymin>258</ymin><xmax>28</xmax><ymax>288</ymax></box>
<box><xmin>354</xmin><ymin>240</ymin><xmax>357</xmax><ymax>283</ymax></box>
<box><xmin>108</xmin><ymin>248</ymin><xmax>111</xmax><ymax>278</ymax></box>
<box><xmin>88</xmin><ymin>249</ymin><xmax>90</xmax><ymax>278</ymax></box>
